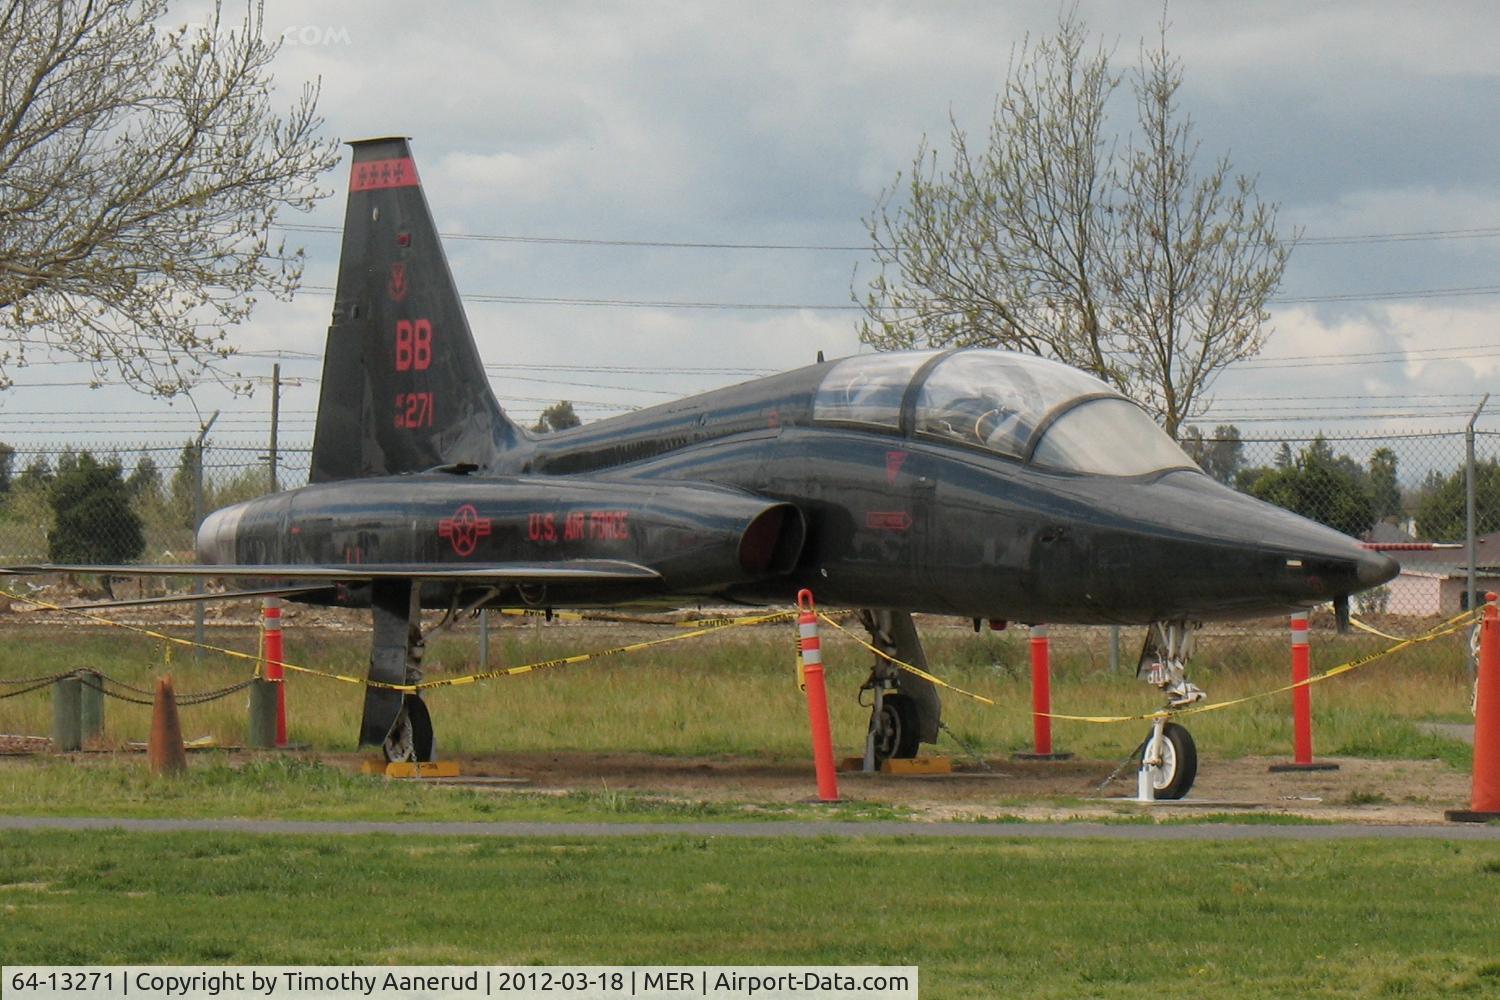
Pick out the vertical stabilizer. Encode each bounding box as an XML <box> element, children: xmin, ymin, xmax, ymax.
<box><xmin>310</xmin><ymin>137</ymin><xmax>520</xmax><ymax>483</ymax></box>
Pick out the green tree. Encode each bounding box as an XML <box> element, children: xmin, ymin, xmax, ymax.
<box><xmin>1245</xmin><ymin>439</ymin><xmax>1375</xmax><ymax>538</ymax></box>
<box><xmin>47</xmin><ymin>452</ymin><xmax>145</xmax><ymax>564</ymax></box>
<box><xmin>126</xmin><ymin>455</ymin><xmax>162</xmax><ymax>501</ymax></box>
<box><xmin>858</xmin><ymin>11</ymin><xmax>1290</xmax><ymax>437</ymax></box>
<box><xmin>1234</xmin><ymin>465</ymin><xmax>1273</xmax><ymax>493</ymax></box>
<box><xmin>1414</xmin><ymin>460</ymin><xmax>1500</xmax><ymax>541</ymax></box>
<box><xmin>532</xmin><ymin>400</ymin><xmax>582</xmax><ymax>433</ymax></box>
<box><xmin>170</xmin><ymin>441</ymin><xmax>198</xmax><ymax>528</ymax></box>
<box><xmin>1369</xmin><ymin>447</ymin><xmax>1401</xmax><ymax>520</ymax></box>
<box><xmin>0</xmin><ymin>0</ymin><xmax>339</xmax><ymax>395</ymax></box>
<box><xmin>15</xmin><ymin>456</ymin><xmax>51</xmax><ymax>491</ymax></box>
<box><xmin>1182</xmin><ymin>424</ymin><xmax>1244</xmax><ymax>485</ymax></box>
<box><xmin>0</xmin><ymin>442</ymin><xmax>13</xmax><ymax>495</ymax></box>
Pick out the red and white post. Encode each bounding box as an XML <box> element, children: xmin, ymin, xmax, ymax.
<box><xmin>1449</xmin><ymin>592</ymin><xmax>1500</xmax><ymax>821</ymax></box>
<box><xmin>262</xmin><ymin>597</ymin><xmax>287</xmax><ymax>747</ymax></box>
<box><xmin>796</xmin><ymin>589</ymin><xmax>840</xmax><ymax>802</ymax></box>
<box><xmin>1031</xmin><ymin>625</ymin><xmax>1052</xmax><ymax>755</ymax></box>
<box><xmin>1012</xmin><ymin>624</ymin><xmax>1071</xmax><ymax>761</ymax></box>
<box><xmin>1270</xmin><ymin>612</ymin><xmax>1337</xmax><ymax>773</ymax></box>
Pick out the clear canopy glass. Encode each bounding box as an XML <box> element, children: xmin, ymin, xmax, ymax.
<box><xmin>810</xmin><ymin>351</ymin><xmax>931</xmax><ymax>429</ymax></box>
<box><xmin>913</xmin><ymin>350</ymin><xmax>1109</xmax><ymax>458</ymax></box>
<box><xmin>1030</xmin><ymin>397</ymin><xmax>1197</xmax><ymax>476</ymax></box>
<box><xmin>812</xmin><ymin>348</ymin><xmax>1199</xmax><ymax>477</ymax></box>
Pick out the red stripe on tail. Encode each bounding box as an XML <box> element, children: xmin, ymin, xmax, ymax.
<box><xmin>350</xmin><ymin>157</ymin><xmax>420</xmax><ymax>191</ymax></box>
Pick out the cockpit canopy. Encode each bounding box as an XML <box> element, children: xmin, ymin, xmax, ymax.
<box><xmin>811</xmin><ymin>349</ymin><xmax>1198</xmax><ymax>477</ymax></box>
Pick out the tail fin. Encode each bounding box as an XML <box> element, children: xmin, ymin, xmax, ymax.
<box><xmin>309</xmin><ymin>137</ymin><xmax>522</xmax><ymax>483</ymax></box>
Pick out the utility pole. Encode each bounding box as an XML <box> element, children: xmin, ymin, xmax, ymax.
<box><xmin>1468</xmin><ymin>393</ymin><xmax>1490</xmax><ymax>675</ymax></box>
<box><xmin>192</xmin><ymin>409</ymin><xmax>220</xmax><ymax>661</ymax></box>
<box><xmin>269</xmin><ymin>363</ymin><xmax>281</xmax><ymax>492</ymax></box>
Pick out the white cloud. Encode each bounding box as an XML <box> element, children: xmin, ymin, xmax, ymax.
<box><xmin>12</xmin><ymin>0</ymin><xmax>1500</xmax><ymax>449</ymax></box>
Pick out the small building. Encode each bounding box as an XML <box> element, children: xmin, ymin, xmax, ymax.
<box><xmin>1379</xmin><ymin>535</ymin><xmax>1500</xmax><ymax>616</ymax></box>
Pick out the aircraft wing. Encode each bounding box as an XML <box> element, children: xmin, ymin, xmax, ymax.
<box><xmin>0</xmin><ymin>560</ymin><xmax>662</xmax><ymax>583</ymax></box>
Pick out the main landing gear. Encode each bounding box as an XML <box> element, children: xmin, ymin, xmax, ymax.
<box><xmin>1136</xmin><ymin>621</ymin><xmax>1205</xmax><ymax>799</ymax></box>
<box><xmin>360</xmin><ymin>579</ymin><xmax>436</xmax><ymax>763</ymax></box>
<box><xmin>857</xmin><ymin>610</ymin><xmax>942</xmax><ymax>768</ymax></box>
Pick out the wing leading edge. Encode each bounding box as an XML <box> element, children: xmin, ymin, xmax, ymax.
<box><xmin>0</xmin><ymin>560</ymin><xmax>662</xmax><ymax>582</ymax></box>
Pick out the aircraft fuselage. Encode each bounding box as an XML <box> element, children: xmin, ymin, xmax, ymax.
<box><xmin>201</xmin><ymin>361</ymin><xmax>1392</xmax><ymax>623</ymax></box>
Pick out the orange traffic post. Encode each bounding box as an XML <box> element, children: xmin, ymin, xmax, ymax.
<box><xmin>263</xmin><ymin>597</ymin><xmax>288</xmax><ymax>746</ymax></box>
<box><xmin>1449</xmin><ymin>592</ymin><xmax>1500</xmax><ymax>821</ymax></box>
<box><xmin>796</xmin><ymin>589</ymin><xmax>840</xmax><ymax>802</ymax></box>
<box><xmin>1012</xmin><ymin>625</ymin><xmax>1072</xmax><ymax>761</ymax></box>
<box><xmin>147</xmin><ymin>675</ymin><xmax>187</xmax><ymax>777</ymax></box>
<box><xmin>1270</xmin><ymin>613</ymin><xmax>1338</xmax><ymax>773</ymax></box>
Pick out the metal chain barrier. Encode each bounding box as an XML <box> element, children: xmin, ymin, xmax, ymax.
<box><xmin>0</xmin><ymin>671</ymin><xmax>74</xmax><ymax>687</ymax></box>
<box><xmin>0</xmin><ymin>678</ymin><xmax>68</xmax><ymax>701</ymax></box>
<box><xmin>71</xmin><ymin>671</ymin><xmax>258</xmax><ymax>707</ymax></box>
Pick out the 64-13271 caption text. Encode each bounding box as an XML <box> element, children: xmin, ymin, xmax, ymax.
<box><xmin>3</xmin><ymin>966</ymin><xmax>918</xmax><ymax>1000</ymax></box>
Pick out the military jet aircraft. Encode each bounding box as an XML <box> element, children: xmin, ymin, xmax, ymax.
<box><xmin>5</xmin><ymin>138</ymin><xmax>1396</xmax><ymax>797</ymax></box>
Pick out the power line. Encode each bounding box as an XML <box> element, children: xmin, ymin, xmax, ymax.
<box><xmin>1273</xmin><ymin>284</ymin><xmax>1500</xmax><ymax>304</ymax></box>
<box><xmin>274</xmin><ymin>221</ymin><xmax>865</xmax><ymax>251</ymax></box>
<box><xmin>1205</xmin><ymin>411</ymin><xmax>1485</xmax><ymax>423</ymax></box>
<box><xmin>296</xmin><ymin>285</ymin><xmax>862</xmax><ymax>311</ymax></box>
<box><xmin>275</xmin><ymin>221</ymin><xmax>1500</xmax><ymax>253</ymax></box>
<box><xmin>292</xmin><ymin>280</ymin><xmax>1500</xmax><ymax>312</ymax></box>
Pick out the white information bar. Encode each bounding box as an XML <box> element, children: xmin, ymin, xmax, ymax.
<box><xmin>2</xmin><ymin>966</ymin><xmax>918</xmax><ymax>1000</ymax></box>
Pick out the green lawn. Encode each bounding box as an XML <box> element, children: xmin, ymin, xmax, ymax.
<box><xmin>2</xmin><ymin>831</ymin><xmax>1498</xmax><ymax>998</ymax></box>
<box><xmin>0</xmin><ymin>755</ymin><xmax>914</xmax><ymax>824</ymax></box>
<box><xmin>0</xmin><ymin>615</ymin><xmax>1478</xmax><ymax>766</ymax></box>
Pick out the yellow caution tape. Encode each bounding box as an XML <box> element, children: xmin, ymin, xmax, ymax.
<box><xmin>0</xmin><ymin>589</ymin><xmax>795</xmax><ymax>693</ymax></box>
<box><xmin>7</xmin><ymin>584</ymin><xmax>1478</xmax><ymax>725</ymax></box>
<box><xmin>496</xmin><ymin>607</ymin><xmax>805</xmax><ymax>629</ymax></box>
<box><xmin>5</xmin><ymin>589</ymin><xmax>271</xmax><ymax>676</ymax></box>
<box><xmin>816</xmin><ymin>612</ymin><xmax>995</xmax><ymax>706</ymax></box>
<box><xmin>1043</xmin><ymin>607</ymin><xmax>1483</xmax><ymax>724</ymax></box>
<box><xmin>411</xmin><ymin>609</ymin><xmax>797</xmax><ymax>691</ymax></box>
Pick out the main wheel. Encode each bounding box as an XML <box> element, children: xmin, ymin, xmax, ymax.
<box><xmin>383</xmin><ymin>696</ymin><xmax>436</xmax><ymax>763</ymax></box>
<box><xmin>870</xmin><ymin>693</ymin><xmax>922</xmax><ymax>762</ymax></box>
<box><xmin>1144</xmin><ymin>722</ymin><xmax>1197</xmax><ymax>800</ymax></box>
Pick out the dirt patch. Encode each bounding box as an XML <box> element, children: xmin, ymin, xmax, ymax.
<box><xmin>326</xmin><ymin>749</ymin><xmax>1474</xmax><ymax>825</ymax></box>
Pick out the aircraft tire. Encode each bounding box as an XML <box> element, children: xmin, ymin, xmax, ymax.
<box><xmin>872</xmin><ymin>694</ymin><xmax>923</xmax><ymax>761</ymax></box>
<box><xmin>1147</xmin><ymin>722</ymin><xmax>1197</xmax><ymax>800</ymax></box>
<box><xmin>383</xmin><ymin>696</ymin><xmax>436</xmax><ymax>763</ymax></box>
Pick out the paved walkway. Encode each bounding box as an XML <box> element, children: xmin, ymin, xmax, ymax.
<box><xmin>3</xmin><ymin>815</ymin><xmax>1499</xmax><ymax>840</ymax></box>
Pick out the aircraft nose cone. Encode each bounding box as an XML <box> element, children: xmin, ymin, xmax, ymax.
<box><xmin>1357</xmin><ymin>549</ymin><xmax>1400</xmax><ymax>590</ymax></box>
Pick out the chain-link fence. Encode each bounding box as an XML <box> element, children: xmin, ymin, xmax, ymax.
<box><xmin>0</xmin><ymin>440</ymin><xmax>311</xmax><ymax>565</ymax></box>
<box><xmin>1184</xmin><ymin>429</ymin><xmax>1500</xmax><ymax>618</ymax></box>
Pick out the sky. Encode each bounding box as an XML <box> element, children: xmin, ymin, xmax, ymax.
<box><xmin>9</xmin><ymin>0</ymin><xmax>1500</xmax><ymax>474</ymax></box>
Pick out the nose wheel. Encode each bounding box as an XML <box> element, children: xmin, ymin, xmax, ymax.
<box><xmin>1140</xmin><ymin>720</ymin><xmax>1197</xmax><ymax>800</ymax></box>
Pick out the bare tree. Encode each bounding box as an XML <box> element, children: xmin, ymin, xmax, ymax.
<box><xmin>858</xmin><ymin>10</ymin><xmax>1291</xmax><ymax>438</ymax></box>
<box><xmin>0</xmin><ymin>0</ymin><xmax>339</xmax><ymax>396</ymax></box>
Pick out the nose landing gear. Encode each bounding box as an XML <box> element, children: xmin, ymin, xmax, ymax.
<box><xmin>1135</xmin><ymin>621</ymin><xmax>1205</xmax><ymax>800</ymax></box>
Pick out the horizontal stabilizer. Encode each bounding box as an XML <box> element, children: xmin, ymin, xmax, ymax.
<box><xmin>1</xmin><ymin>560</ymin><xmax>661</xmax><ymax>583</ymax></box>
<box><xmin>7</xmin><ymin>586</ymin><xmax>333</xmax><ymax>612</ymax></box>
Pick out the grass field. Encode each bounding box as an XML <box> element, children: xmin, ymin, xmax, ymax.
<box><xmin>2</xmin><ymin>830</ymin><xmax>1499</xmax><ymax>998</ymax></box>
<box><xmin>0</xmin><ymin>612</ymin><xmax>1479</xmax><ymax>766</ymax></box>
<box><xmin>0</xmin><ymin>612</ymin><xmax>1493</xmax><ymax>998</ymax></box>
<box><xmin>0</xmin><ymin>755</ymin><xmax>920</xmax><ymax>823</ymax></box>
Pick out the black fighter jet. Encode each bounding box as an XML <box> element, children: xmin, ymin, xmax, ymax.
<box><xmin>6</xmin><ymin>138</ymin><xmax>1396</xmax><ymax>796</ymax></box>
